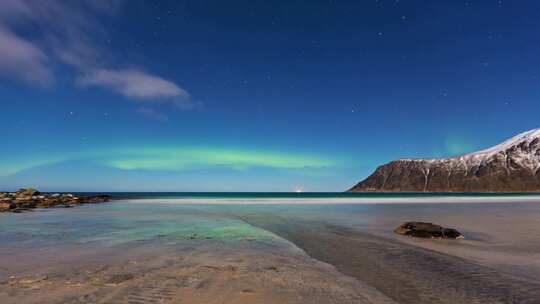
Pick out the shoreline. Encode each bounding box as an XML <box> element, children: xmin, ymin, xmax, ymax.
<box><xmin>117</xmin><ymin>196</ymin><xmax>540</xmax><ymax>205</ymax></box>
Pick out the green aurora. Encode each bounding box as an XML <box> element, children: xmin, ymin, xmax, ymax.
<box><xmin>0</xmin><ymin>146</ymin><xmax>339</xmax><ymax>177</ymax></box>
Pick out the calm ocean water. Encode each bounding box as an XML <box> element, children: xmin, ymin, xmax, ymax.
<box><xmin>77</xmin><ymin>192</ymin><xmax>540</xmax><ymax>200</ymax></box>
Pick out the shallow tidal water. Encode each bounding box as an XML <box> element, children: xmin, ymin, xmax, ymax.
<box><xmin>1</xmin><ymin>195</ymin><xmax>540</xmax><ymax>303</ymax></box>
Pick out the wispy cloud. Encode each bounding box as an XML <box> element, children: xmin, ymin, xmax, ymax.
<box><xmin>78</xmin><ymin>69</ymin><xmax>190</xmax><ymax>104</ymax></box>
<box><xmin>0</xmin><ymin>0</ymin><xmax>191</xmax><ymax>106</ymax></box>
<box><xmin>0</xmin><ymin>26</ymin><xmax>53</xmax><ymax>86</ymax></box>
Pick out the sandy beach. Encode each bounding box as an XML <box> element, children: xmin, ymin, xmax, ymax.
<box><xmin>0</xmin><ymin>241</ymin><xmax>396</xmax><ymax>304</ymax></box>
<box><xmin>1</xmin><ymin>198</ymin><xmax>540</xmax><ymax>303</ymax></box>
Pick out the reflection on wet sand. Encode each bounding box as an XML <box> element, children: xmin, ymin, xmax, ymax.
<box><xmin>1</xmin><ymin>200</ymin><xmax>540</xmax><ymax>303</ymax></box>
<box><xmin>243</xmin><ymin>215</ymin><xmax>540</xmax><ymax>304</ymax></box>
<box><xmin>0</xmin><ymin>240</ymin><xmax>394</xmax><ymax>304</ymax></box>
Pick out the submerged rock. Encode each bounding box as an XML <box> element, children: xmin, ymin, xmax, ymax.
<box><xmin>79</xmin><ymin>195</ymin><xmax>110</xmax><ymax>204</ymax></box>
<box><xmin>394</xmin><ymin>222</ymin><xmax>464</xmax><ymax>239</ymax></box>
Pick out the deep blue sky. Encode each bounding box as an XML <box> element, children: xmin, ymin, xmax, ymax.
<box><xmin>1</xmin><ymin>0</ymin><xmax>539</xmax><ymax>191</ymax></box>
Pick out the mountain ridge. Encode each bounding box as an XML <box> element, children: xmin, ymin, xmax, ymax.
<box><xmin>348</xmin><ymin>128</ymin><xmax>540</xmax><ymax>192</ymax></box>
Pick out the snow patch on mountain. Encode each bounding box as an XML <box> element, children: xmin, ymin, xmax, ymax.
<box><xmin>468</xmin><ymin>128</ymin><xmax>540</xmax><ymax>157</ymax></box>
<box><xmin>349</xmin><ymin>128</ymin><xmax>540</xmax><ymax>192</ymax></box>
<box><xmin>398</xmin><ymin>128</ymin><xmax>540</xmax><ymax>170</ymax></box>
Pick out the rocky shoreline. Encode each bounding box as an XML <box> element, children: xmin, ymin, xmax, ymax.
<box><xmin>0</xmin><ymin>188</ymin><xmax>111</xmax><ymax>213</ymax></box>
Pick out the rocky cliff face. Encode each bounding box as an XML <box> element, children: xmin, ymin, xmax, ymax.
<box><xmin>348</xmin><ymin>129</ymin><xmax>540</xmax><ymax>192</ymax></box>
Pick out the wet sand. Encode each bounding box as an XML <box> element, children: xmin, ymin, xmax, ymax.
<box><xmin>0</xmin><ymin>203</ymin><xmax>394</xmax><ymax>304</ymax></box>
<box><xmin>242</xmin><ymin>215</ymin><xmax>540</xmax><ymax>304</ymax></box>
<box><xmin>0</xmin><ymin>240</ymin><xmax>393</xmax><ymax>304</ymax></box>
<box><xmin>2</xmin><ymin>200</ymin><xmax>540</xmax><ymax>303</ymax></box>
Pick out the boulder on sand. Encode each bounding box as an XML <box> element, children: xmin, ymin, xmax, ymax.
<box><xmin>394</xmin><ymin>222</ymin><xmax>464</xmax><ymax>239</ymax></box>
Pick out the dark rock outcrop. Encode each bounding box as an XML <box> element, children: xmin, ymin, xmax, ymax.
<box><xmin>394</xmin><ymin>222</ymin><xmax>464</xmax><ymax>239</ymax></box>
<box><xmin>0</xmin><ymin>188</ymin><xmax>111</xmax><ymax>213</ymax></box>
<box><xmin>348</xmin><ymin>128</ymin><xmax>540</xmax><ymax>192</ymax></box>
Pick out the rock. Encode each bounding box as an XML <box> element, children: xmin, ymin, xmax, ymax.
<box><xmin>441</xmin><ymin>227</ymin><xmax>463</xmax><ymax>239</ymax></box>
<box><xmin>394</xmin><ymin>222</ymin><xmax>464</xmax><ymax>239</ymax></box>
<box><xmin>16</xmin><ymin>188</ymin><xmax>40</xmax><ymax>197</ymax></box>
<box><xmin>0</xmin><ymin>202</ymin><xmax>15</xmax><ymax>211</ymax></box>
<box><xmin>0</xmin><ymin>189</ymin><xmax>111</xmax><ymax>213</ymax></box>
<box><xmin>15</xmin><ymin>200</ymin><xmax>38</xmax><ymax>209</ymax></box>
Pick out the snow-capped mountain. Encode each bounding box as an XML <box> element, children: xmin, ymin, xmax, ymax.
<box><xmin>348</xmin><ymin>128</ymin><xmax>540</xmax><ymax>192</ymax></box>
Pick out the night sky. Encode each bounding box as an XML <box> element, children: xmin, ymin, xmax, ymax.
<box><xmin>1</xmin><ymin>0</ymin><xmax>540</xmax><ymax>191</ymax></box>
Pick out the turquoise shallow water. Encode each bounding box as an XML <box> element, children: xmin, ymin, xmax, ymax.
<box><xmin>2</xmin><ymin>195</ymin><xmax>540</xmax><ymax>277</ymax></box>
<box><xmin>2</xmin><ymin>196</ymin><xmax>540</xmax><ymax>303</ymax></box>
<box><xmin>2</xmin><ymin>194</ymin><xmax>540</xmax><ymax>251</ymax></box>
<box><xmin>0</xmin><ymin>202</ymin><xmax>283</xmax><ymax>250</ymax></box>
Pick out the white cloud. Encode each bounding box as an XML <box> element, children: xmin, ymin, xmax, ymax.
<box><xmin>78</xmin><ymin>69</ymin><xmax>189</xmax><ymax>101</ymax></box>
<box><xmin>0</xmin><ymin>26</ymin><xmax>53</xmax><ymax>86</ymax></box>
<box><xmin>0</xmin><ymin>0</ymin><xmax>191</xmax><ymax>107</ymax></box>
